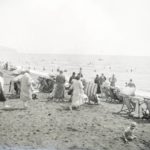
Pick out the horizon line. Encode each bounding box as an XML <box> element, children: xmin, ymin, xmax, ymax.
<box><xmin>18</xmin><ymin>52</ymin><xmax>150</xmax><ymax>57</ymax></box>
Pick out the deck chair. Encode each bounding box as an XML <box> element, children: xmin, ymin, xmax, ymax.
<box><xmin>84</xmin><ymin>82</ymin><xmax>98</xmax><ymax>104</ymax></box>
<box><xmin>118</xmin><ymin>94</ymin><xmax>135</xmax><ymax>115</ymax></box>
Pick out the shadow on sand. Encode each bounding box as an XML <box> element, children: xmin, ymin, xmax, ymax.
<box><xmin>1</xmin><ymin>107</ymin><xmax>27</xmax><ymax>111</ymax></box>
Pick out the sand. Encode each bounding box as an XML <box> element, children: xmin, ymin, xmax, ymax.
<box><xmin>0</xmin><ymin>70</ymin><xmax>150</xmax><ymax>150</ymax></box>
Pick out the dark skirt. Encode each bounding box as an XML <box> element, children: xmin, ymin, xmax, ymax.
<box><xmin>97</xmin><ymin>84</ymin><xmax>101</xmax><ymax>94</ymax></box>
<box><xmin>53</xmin><ymin>83</ymin><xmax>65</xmax><ymax>99</ymax></box>
<box><xmin>0</xmin><ymin>88</ymin><xmax>6</xmax><ymax>102</ymax></box>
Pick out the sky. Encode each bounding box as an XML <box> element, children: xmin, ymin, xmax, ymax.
<box><xmin>0</xmin><ymin>0</ymin><xmax>150</xmax><ymax>55</ymax></box>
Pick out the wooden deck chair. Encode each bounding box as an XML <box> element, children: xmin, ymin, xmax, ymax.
<box><xmin>84</xmin><ymin>82</ymin><xmax>98</xmax><ymax>104</ymax></box>
<box><xmin>118</xmin><ymin>94</ymin><xmax>135</xmax><ymax>115</ymax></box>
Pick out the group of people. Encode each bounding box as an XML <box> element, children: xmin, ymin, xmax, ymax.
<box><xmin>51</xmin><ymin>68</ymin><xmax>87</xmax><ymax>110</ymax></box>
<box><xmin>94</xmin><ymin>73</ymin><xmax>136</xmax><ymax>94</ymax></box>
<box><xmin>0</xmin><ymin>66</ymin><xmax>137</xmax><ymax>110</ymax></box>
<box><xmin>0</xmin><ymin>66</ymin><xmax>87</xmax><ymax>110</ymax></box>
<box><xmin>0</xmin><ymin>66</ymin><xmax>140</xmax><ymax>143</ymax></box>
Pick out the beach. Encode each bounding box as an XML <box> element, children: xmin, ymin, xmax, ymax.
<box><xmin>0</xmin><ymin>70</ymin><xmax>150</xmax><ymax>150</ymax></box>
<box><xmin>1</xmin><ymin>0</ymin><xmax>150</xmax><ymax>149</ymax></box>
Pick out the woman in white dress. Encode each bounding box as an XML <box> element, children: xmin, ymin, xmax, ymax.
<box><xmin>69</xmin><ymin>75</ymin><xmax>87</xmax><ymax>110</ymax></box>
<box><xmin>20</xmin><ymin>70</ymin><xmax>33</xmax><ymax>108</ymax></box>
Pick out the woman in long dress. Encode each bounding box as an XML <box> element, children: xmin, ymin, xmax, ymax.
<box><xmin>20</xmin><ymin>71</ymin><xmax>33</xmax><ymax>108</ymax></box>
<box><xmin>53</xmin><ymin>71</ymin><xmax>65</xmax><ymax>101</ymax></box>
<box><xmin>69</xmin><ymin>75</ymin><xmax>87</xmax><ymax>110</ymax></box>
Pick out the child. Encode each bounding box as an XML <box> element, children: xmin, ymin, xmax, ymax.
<box><xmin>123</xmin><ymin>122</ymin><xmax>137</xmax><ymax>143</ymax></box>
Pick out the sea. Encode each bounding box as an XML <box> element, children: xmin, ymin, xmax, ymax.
<box><xmin>1</xmin><ymin>53</ymin><xmax>150</xmax><ymax>92</ymax></box>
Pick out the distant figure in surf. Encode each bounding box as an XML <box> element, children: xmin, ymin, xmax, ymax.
<box><xmin>43</xmin><ymin>67</ymin><xmax>46</xmax><ymax>71</ymax></box>
<box><xmin>125</xmin><ymin>82</ymin><xmax>128</xmax><ymax>87</ymax></box>
<box><xmin>127</xmin><ymin>79</ymin><xmax>136</xmax><ymax>88</ymax></box>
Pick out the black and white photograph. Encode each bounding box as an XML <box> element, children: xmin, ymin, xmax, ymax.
<box><xmin>0</xmin><ymin>0</ymin><xmax>150</xmax><ymax>150</ymax></box>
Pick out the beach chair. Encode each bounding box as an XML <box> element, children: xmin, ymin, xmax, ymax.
<box><xmin>84</xmin><ymin>82</ymin><xmax>98</xmax><ymax>104</ymax></box>
<box><xmin>118</xmin><ymin>94</ymin><xmax>135</xmax><ymax>115</ymax></box>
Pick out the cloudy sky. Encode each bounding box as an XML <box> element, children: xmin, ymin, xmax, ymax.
<box><xmin>0</xmin><ymin>0</ymin><xmax>150</xmax><ymax>55</ymax></box>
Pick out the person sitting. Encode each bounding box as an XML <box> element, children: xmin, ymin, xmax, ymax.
<box><xmin>123</xmin><ymin>122</ymin><xmax>137</xmax><ymax>143</ymax></box>
<box><xmin>121</xmin><ymin>79</ymin><xmax>136</xmax><ymax>96</ymax></box>
<box><xmin>127</xmin><ymin>79</ymin><xmax>136</xmax><ymax>88</ymax></box>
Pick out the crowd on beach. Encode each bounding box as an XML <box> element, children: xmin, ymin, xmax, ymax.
<box><xmin>0</xmin><ymin>62</ymin><xmax>149</xmax><ymax>144</ymax></box>
<box><xmin>0</xmin><ymin>62</ymin><xmax>137</xmax><ymax>109</ymax></box>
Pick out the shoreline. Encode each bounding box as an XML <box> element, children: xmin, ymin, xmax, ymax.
<box><xmin>3</xmin><ymin>62</ymin><xmax>150</xmax><ymax>99</ymax></box>
<box><xmin>1</xmin><ymin>54</ymin><xmax>150</xmax><ymax>92</ymax></box>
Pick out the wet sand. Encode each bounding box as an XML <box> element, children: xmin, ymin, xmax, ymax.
<box><xmin>0</xmin><ymin>71</ymin><xmax>150</xmax><ymax>150</ymax></box>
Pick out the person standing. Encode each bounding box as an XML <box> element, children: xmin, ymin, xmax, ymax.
<box><xmin>20</xmin><ymin>70</ymin><xmax>33</xmax><ymax>109</ymax></box>
<box><xmin>77</xmin><ymin>67</ymin><xmax>83</xmax><ymax>78</ymax></box>
<box><xmin>99</xmin><ymin>73</ymin><xmax>106</xmax><ymax>93</ymax></box>
<box><xmin>0</xmin><ymin>72</ymin><xmax>9</xmax><ymax>108</ymax></box>
<box><xmin>53</xmin><ymin>70</ymin><xmax>66</xmax><ymax>101</ymax></box>
<box><xmin>109</xmin><ymin>74</ymin><xmax>117</xmax><ymax>87</ymax></box>
<box><xmin>69</xmin><ymin>75</ymin><xmax>87</xmax><ymax>110</ymax></box>
<box><xmin>94</xmin><ymin>74</ymin><xmax>100</xmax><ymax>94</ymax></box>
<box><xmin>69</xmin><ymin>72</ymin><xmax>76</xmax><ymax>84</ymax></box>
